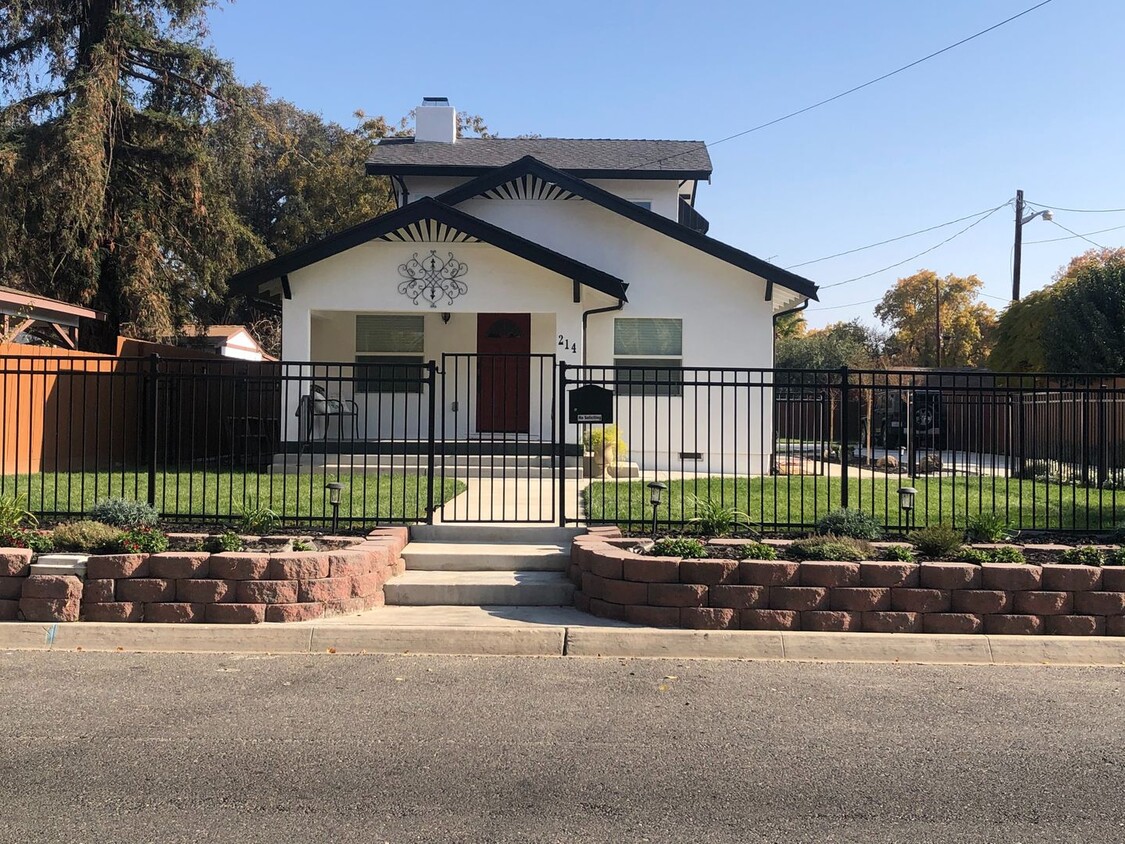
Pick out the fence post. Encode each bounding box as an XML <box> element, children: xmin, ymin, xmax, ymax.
<box><xmin>839</xmin><ymin>366</ymin><xmax>850</xmax><ymax>509</ymax></box>
<box><xmin>425</xmin><ymin>360</ymin><xmax>437</xmax><ymax>525</ymax></box>
<box><xmin>558</xmin><ymin>361</ymin><xmax>568</xmax><ymax>527</ymax></box>
<box><xmin>145</xmin><ymin>354</ymin><xmax>160</xmax><ymax>507</ymax></box>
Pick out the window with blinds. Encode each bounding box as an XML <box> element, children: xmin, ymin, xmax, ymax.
<box><xmin>613</xmin><ymin>318</ymin><xmax>683</xmax><ymax>396</ymax></box>
<box><xmin>355</xmin><ymin>315</ymin><xmax>425</xmax><ymax>393</ymax></box>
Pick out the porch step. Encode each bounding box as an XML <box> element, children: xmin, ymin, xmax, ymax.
<box><xmin>409</xmin><ymin>525</ymin><xmax>583</xmax><ymax>545</ymax></box>
<box><xmin>384</xmin><ymin>571</ymin><xmax>575</xmax><ymax>607</ymax></box>
<box><xmin>401</xmin><ymin>542</ymin><xmax>568</xmax><ymax>572</ymax></box>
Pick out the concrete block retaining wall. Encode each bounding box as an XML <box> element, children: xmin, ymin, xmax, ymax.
<box><xmin>0</xmin><ymin>528</ymin><xmax>408</xmax><ymax>624</ymax></box>
<box><xmin>569</xmin><ymin>531</ymin><xmax>1125</xmax><ymax>635</ymax></box>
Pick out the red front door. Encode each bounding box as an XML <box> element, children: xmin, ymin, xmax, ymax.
<box><xmin>476</xmin><ymin>313</ymin><xmax>531</xmax><ymax>433</ymax></box>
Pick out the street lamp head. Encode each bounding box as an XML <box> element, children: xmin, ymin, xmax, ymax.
<box><xmin>1041</xmin><ymin>209</ymin><xmax>1054</xmax><ymax>222</ymax></box>
<box><xmin>647</xmin><ymin>481</ymin><xmax>667</xmax><ymax>507</ymax></box>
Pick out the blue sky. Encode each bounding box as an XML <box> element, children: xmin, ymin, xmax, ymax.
<box><xmin>207</xmin><ymin>0</ymin><xmax>1123</xmax><ymax>328</ymax></box>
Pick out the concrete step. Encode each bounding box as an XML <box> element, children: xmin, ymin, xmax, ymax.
<box><xmin>384</xmin><ymin>571</ymin><xmax>575</xmax><ymax>607</ymax></box>
<box><xmin>409</xmin><ymin>525</ymin><xmax>583</xmax><ymax>545</ymax></box>
<box><xmin>401</xmin><ymin>542</ymin><xmax>568</xmax><ymax>572</ymax></box>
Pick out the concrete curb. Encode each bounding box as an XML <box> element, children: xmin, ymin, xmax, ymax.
<box><xmin>3</xmin><ymin>622</ymin><xmax>1125</xmax><ymax>664</ymax></box>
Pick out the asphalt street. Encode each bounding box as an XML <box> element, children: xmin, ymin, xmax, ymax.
<box><xmin>1</xmin><ymin>651</ymin><xmax>1123</xmax><ymax>843</ymax></box>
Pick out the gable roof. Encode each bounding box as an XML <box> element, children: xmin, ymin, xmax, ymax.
<box><xmin>366</xmin><ymin>137</ymin><xmax>712</xmax><ymax>181</ymax></box>
<box><xmin>436</xmin><ymin>157</ymin><xmax>819</xmax><ymax>303</ymax></box>
<box><xmin>228</xmin><ymin>197</ymin><xmax>628</xmax><ymax>301</ymax></box>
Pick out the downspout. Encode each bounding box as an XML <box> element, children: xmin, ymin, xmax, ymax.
<box><xmin>392</xmin><ymin>175</ymin><xmax>409</xmax><ymax>206</ymax></box>
<box><xmin>580</xmin><ymin>298</ymin><xmax>625</xmax><ymax>366</ymax></box>
<box><xmin>771</xmin><ymin>298</ymin><xmax>809</xmax><ymax>361</ymax></box>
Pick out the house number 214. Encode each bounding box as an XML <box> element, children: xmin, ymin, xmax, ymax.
<box><xmin>558</xmin><ymin>334</ymin><xmax>576</xmax><ymax>352</ymax></box>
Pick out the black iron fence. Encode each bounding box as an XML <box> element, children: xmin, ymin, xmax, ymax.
<box><xmin>3</xmin><ymin>351</ymin><xmax>1125</xmax><ymax>534</ymax></box>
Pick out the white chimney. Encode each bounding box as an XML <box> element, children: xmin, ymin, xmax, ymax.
<box><xmin>415</xmin><ymin>96</ymin><xmax>457</xmax><ymax>143</ymax></box>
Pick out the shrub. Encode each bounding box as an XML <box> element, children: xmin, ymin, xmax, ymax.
<box><xmin>686</xmin><ymin>495</ymin><xmax>753</xmax><ymax>538</ymax></box>
<box><xmin>964</xmin><ymin>512</ymin><xmax>1013</xmax><ymax>543</ymax></box>
<box><xmin>736</xmin><ymin>542</ymin><xmax>777</xmax><ymax>561</ymax></box>
<box><xmin>881</xmin><ymin>544</ymin><xmax>916</xmax><ymax>562</ymax></box>
<box><xmin>1059</xmin><ymin>546</ymin><xmax>1104</xmax><ymax>567</ymax></box>
<box><xmin>650</xmin><ymin>537</ymin><xmax>707</xmax><ymax>559</ymax></box>
<box><xmin>0</xmin><ymin>527</ymin><xmax>53</xmax><ymax>552</ymax></box>
<box><xmin>51</xmin><ymin>520</ymin><xmax>124</xmax><ymax>553</ymax></box>
<box><xmin>234</xmin><ymin>498</ymin><xmax>280</xmax><ymax>535</ymax></box>
<box><xmin>88</xmin><ymin>497</ymin><xmax>159</xmax><ymax>528</ymax></box>
<box><xmin>909</xmin><ymin>525</ymin><xmax>964</xmax><ymax>559</ymax></box>
<box><xmin>581</xmin><ymin>425</ymin><xmax>627</xmax><ymax>457</ymax></box>
<box><xmin>118</xmin><ymin>526</ymin><xmax>169</xmax><ymax>554</ymax></box>
<box><xmin>815</xmin><ymin>508</ymin><xmax>882</xmax><ymax>541</ymax></box>
<box><xmin>788</xmin><ymin>534</ymin><xmax>873</xmax><ymax>562</ymax></box>
<box><xmin>0</xmin><ymin>494</ymin><xmax>36</xmax><ymax>533</ymax></box>
<box><xmin>987</xmin><ymin>546</ymin><xmax>1026</xmax><ymax>564</ymax></box>
<box><xmin>1104</xmin><ymin>548</ymin><xmax>1125</xmax><ymax>566</ymax></box>
<box><xmin>205</xmin><ymin>531</ymin><xmax>246</xmax><ymax>553</ymax></box>
<box><xmin>291</xmin><ymin>539</ymin><xmax>315</xmax><ymax>552</ymax></box>
<box><xmin>957</xmin><ymin>548</ymin><xmax>992</xmax><ymax>565</ymax></box>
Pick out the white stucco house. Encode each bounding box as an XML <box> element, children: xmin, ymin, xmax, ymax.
<box><xmin>230</xmin><ymin>97</ymin><xmax>818</xmax><ymax>476</ymax></box>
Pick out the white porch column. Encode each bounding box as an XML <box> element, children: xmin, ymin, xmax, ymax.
<box><xmin>280</xmin><ymin>302</ymin><xmax>312</xmax><ymax>444</ymax></box>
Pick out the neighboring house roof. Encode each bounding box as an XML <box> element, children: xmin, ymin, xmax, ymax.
<box><xmin>0</xmin><ymin>286</ymin><xmax>107</xmax><ymax>326</ymax></box>
<box><xmin>229</xmin><ymin>196</ymin><xmax>629</xmax><ymax>301</ymax></box>
<box><xmin>436</xmin><ymin>156</ymin><xmax>819</xmax><ymax>304</ymax></box>
<box><xmin>366</xmin><ymin>137</ymin><xmax>712</xmax><ymax>181</ymax></box>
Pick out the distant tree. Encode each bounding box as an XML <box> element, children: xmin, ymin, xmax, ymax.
<box><xmin>987</xmin><ymin>287</ymin><xmax>1054</xmax><ymax>372</ymax></box>
<box><xmin>774</xmin><ymin>311</ymin><xmax>807</xmax><ymax>340</ymax></box>
<box><xmin>775</xmin><ymin>320</ymin><xmax>881</xmax><ymax>370</ymax></box>
<box><xmin>874</xmin><ymin>270</ymin><xmax>996</xmax><ymax>367</ymax></box>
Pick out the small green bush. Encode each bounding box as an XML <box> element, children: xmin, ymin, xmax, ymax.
<box><xmin>88</xmin><ymin>497</ymin><xmax>159</xmax><ymax>528</ymax></box>
<box><xmin>204</xmin><ymin>531</ymin><xmax>245</xmax><ymax>553</ymax></box>
<box><xmin>987</xmin><ymin>546</ymin><xmax>1026</xmax><ymax>564</ymax></box>
<box><xmin>1059</xmin><ymin>546</ymin><xmax>1104</xmax><ymax>567</ymax></box>
<box><xmin>1104</xmin><ymin>548</ymin><xmax>1125</xmax><ymax>566</ymax></box>
<box><xmin>118</xmin><ymin>526</ymin><xmax>169</xmax><ymax>554</ymax></box>
<box><xmin>788</xmin><ymin>534</ymin><xmax>873</xmax><ymax>562</ymax></box>
<box><xmin>291</xmin><ymin>539</ymin><xmax>314</xmax><ymax>552</ymax></box>
<box><xmin>957</xmin><ymin>548</ymin><xmax>992</xmax><ymax>565</ymax></box>
<box><xmin>881</xmin><ymin>544</ymin><xmax>916</xmax><ymax>562</ymax></box>
<box><xmin>909</xmin><ymin>525</ymin><xmax>964</xmax><ymax>558</ymax></box>
<box><xmin>815</xmin><ymin>508</ymin><xmax>882</xmax><ymax>541</ymax></box>
<box><xmin>51</xmin><ymin>520</ymin><xmax>124</xmax><ymax>553</ymax></box>
<box><xmin>650</xmin><ymin>537</ymin><xmax>707</xmax><ymax>559</ymax></box>
<box><xmin>736</xmin><ymin>542</ymin><xmax>777</xmax><ymax>561</ymax></box>
<box><xmin>0</xmin><ymin>493</ymin><xmax>36</xmax><ymax>534</ymax></box>
<box><xmin>234</xmin><ymin>498</ymin><xmax>280</xmax><ymax>535</ymax></box>
<box><xmin>581</xmin><ymin>425</ymin><xmax>627</xmax><ymax>457</ymax></box>
<box><xmin>0</xmin><ymin>527</ymin><xmax>53</xmax><ymax>552</ymax></box>
<box><xmin>686</xmin><ymin>495</ymin><xmax>752</xmax><ymax>538</ymax></box>
<box><xmin>964</xmin><ymin>512</ymin><xmax>1013</xmax><ymax>544</ymax></box>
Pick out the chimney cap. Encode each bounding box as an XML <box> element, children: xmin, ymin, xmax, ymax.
<box><xmin>421</xmin><ymin>96</ymin><xmax>450</xmax><ymax>106</ymax></box>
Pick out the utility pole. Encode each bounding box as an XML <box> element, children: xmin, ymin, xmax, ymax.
<box><xmin>934</xmin><ymin>273</ymin><xmax>941</xmax><ymax>368</ymax></box>
<box><xmin>1012</xmin><ymin>189</ymin><xmax>1025</xmax><ymax>302</ymax></box>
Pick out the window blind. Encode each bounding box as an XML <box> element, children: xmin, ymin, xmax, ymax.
<box><xmin>356</xmin><ymin>315</ymin><xmax>424</xmax><ymax>353</ymax></box>
<box><xmin>613</xmin><ymin>318</ymin><xmax>682</xmax><ymax>356</ymax></box>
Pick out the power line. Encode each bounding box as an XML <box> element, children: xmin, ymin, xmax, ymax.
<box><xmin>1025</xmin><ymin>222</ymin><xmax>1125</xmax><ymax>245</ymax></box>
<box><xmin>806</xmin><ymin>297</ymin><xmax>883</xmax><ymax>312</ymax></box>
<box><xmin>819</xmin><ymin>202</ymin><xmax>1011</xmax><ymax>290</ymax></box>
<box><xmin>627</xmin><ymin>0</ymin><xmax>1056</xmax><ymax>171</ymax></box>
<box><xmin>1026</xmin><ymin>200</ymin><xmax>1125</xmax><ymax>214</ymax></box>
<box><xmin>1048</xmin><ymin>219</ymin><xmax>1106</xmax><ymax>249</ymax></box>
<box><xmin>785</xmin><ymin>205</ymin><xmax>1002</xmax><ymax>269</ymax></box>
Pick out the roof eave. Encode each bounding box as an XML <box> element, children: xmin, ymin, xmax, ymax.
<box><xmin>365</xmin><ymin>162</ymin><xmax>712</xmax><ymax>181</ymax></box>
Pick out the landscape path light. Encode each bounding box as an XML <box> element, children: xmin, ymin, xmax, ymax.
<box><xmin>647</xmin><ymin>481</ymin><xmax>667</xmax><ymax>540</ymax></box>
<box><xmin>898</xmin><ymin>486</ymin><xmax>917</xmax><ymax>532</ymax></box>
<box><xmin>326</xmin><ymin>481</ymin><xmax>344</xmax><ymax>533</ymax></box>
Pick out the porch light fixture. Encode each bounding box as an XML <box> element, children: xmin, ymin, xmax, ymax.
<box><xmin>647</xmin><ymin>481</ymin><xmax>667</xmax><ymax>540</ymax></box>
<box><xmin>441</xmin><ymin>312</ymin><xmax>451</xmax><ymax>324</ymax></box>
<box><xmin>325</xmin><ymin>482</ymin><xmax>345</xmax><ymax>533</ymax></box>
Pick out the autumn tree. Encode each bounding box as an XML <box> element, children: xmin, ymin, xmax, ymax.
<box><xmin>775</xmin><ymin>320</ymin><xmax>882</xmax><ymax>371</ymax></box>
<box><xmin>874</xmin><ymin>270</ymin><xmax>996</xmax><ymax>367</ymax></box>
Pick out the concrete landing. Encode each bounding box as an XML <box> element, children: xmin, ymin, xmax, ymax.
<box><xmin>401</xmin><ymin>542</ymin><xmax>569</xmax><ymax>572</ymax></box>
<box><xmin>384</xmin><ymin>570</ymin><xmax>575</xmax><ymax>606</ymax></box>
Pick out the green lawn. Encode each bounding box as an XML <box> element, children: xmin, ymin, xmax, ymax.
<box><xmin>3</xmin><ymin>471</ymin><xmax>465</xmax><ymax>527</ymax></box>
<box><xmin>585</xmin><ymin>475</ymin><xmax>1125</xmax><ymax>534</ymax></box>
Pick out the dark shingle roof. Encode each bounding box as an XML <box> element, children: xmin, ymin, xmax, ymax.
<box><xmin>366</xmin><ymin>138</ymin><xmax>712</xmax><ymax>180</ymax></box>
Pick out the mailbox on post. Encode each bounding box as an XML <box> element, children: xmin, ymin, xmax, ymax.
<box><xmin>568</xmin><ymin>384</ymin><xmax>614</xmax><ymax>425</ymax></box>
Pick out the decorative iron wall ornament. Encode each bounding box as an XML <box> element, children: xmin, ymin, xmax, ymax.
<box><xmin>397</xmin><ymin>250</ymin><xmax>469</xmax><ymax>308</ymax></box>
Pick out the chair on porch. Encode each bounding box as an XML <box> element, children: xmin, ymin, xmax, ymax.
<box><xmin>296</xmin><ymin>384</ymin><xmax>359</xmax><ymax>453</ymax></box>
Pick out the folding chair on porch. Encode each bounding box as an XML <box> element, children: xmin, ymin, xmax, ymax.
<box><xmin>296</xmin><ymin>384</ymin><xmax>359</xmax><ymax>454</ymax></box>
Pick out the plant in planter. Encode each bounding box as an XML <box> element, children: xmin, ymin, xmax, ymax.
<box><xmin>650</xmin><ymin>537</ymin><xmax>707</xmax><ymax>559</ymax></box>
<box><xmin>118</xmin><ymin>525</ymin><xmax>169</xmax><ymax>554</ymax></box>
<box><xmin>736</xmin><ymin>542</ymin><xmax>777</xmax><ymax>561</ymax></box>
<box><xmin>292</xmin><ymin>539</ymin><xmax>315</xmax><ymax>552</ymax></box>
<box><xmin>205</xmin><ymin>531</ymin><xmax>246</xmax><ymax>553</ymax></box>
<box><xmin>686</xmin><ymin>495</ymin><xmax>753</xmax><ymax>538</ymax></box>
<box><xmin>1104</xmin><ymin>548</ymin><xmax>1125</xmax><ymax>566</ymax></box>
<box><xmin>788</xmin><ymin>535</ymin><xmax>873</xmax><ymax>562</ymax></box>
<box><xmin>1059</xmin><ymin>546</ymin><xmax>1105</xmax><ymax>567</ymax></box>
<box><xmin>581</xmin><ymin>425</ymin><xmax>627</xmax><ymax>477</ymax></box>
<box><xmin>986</xmin><ymin>546</ymin><xmax>1025</xmax><ymax>564</ymax></box>
<box><xmin>964</xmin><ymin>512</ymin><xmax>1014</xmax><ymax>543</ymax></box>
<box><xmin>89</xmin><ymin>497</ymin><xmax>159</xmax><ymax>528</ymax></box>
<box><xmin>815</xmin><ymin>508</ymin><xmax>882</xmax><ymax>540</ymax></box>
<box><xmin>51</xmin><ymin>520</ymin><xmax>124</xmax><ymax>553</ymax></box>
<box><xmin>957</xmin><ymin>548</ymin><xmax>992</xmax><ymax>565</ymax></box>
<box><xmin>908</xmin><ymin>525</ymin><xmax>964</xmax><ymax>559</ymax></box>
<box><xmin>0</xmin><ymin>493</ymin><xmax>39</xmax><ymax>548</ymax></box>
<box><xmin>235</xmin><ymin>497</ymin><xmax>280</xmax><ymax>535</ymax></box>
<box><xmin>881</xmin><ymin>545</ymin><xmax>916</xmax><ymax>562</ymax></box>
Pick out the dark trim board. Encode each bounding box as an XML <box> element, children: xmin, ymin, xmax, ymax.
<box><xmin>366</xmin><ymin>163</ymin><xmax>713</xmax><ymax>181</ymax></box>
<box><xmin>229</xmin><ymin>196</ymin><xmax>628</xmax><ymax>301</ymax></box>
<box><xmin>437</xmin><ymin>157</ymin><xmax>819</xmax><ymax>302</ymax></box>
